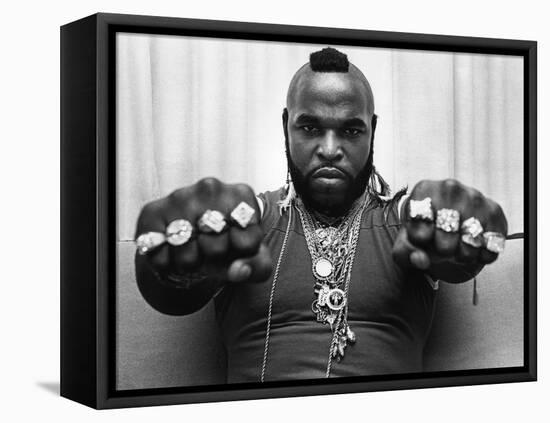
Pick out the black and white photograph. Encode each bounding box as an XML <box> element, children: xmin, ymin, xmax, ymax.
<box><xmin>4</xmin><ymin>0</ymin><xmax>548</xmax><ymax>419</ymax></box>
<box><xmin>115</xmin><ymin>30</ymin><xmax>528</xmax><ymax>391</ymax></box>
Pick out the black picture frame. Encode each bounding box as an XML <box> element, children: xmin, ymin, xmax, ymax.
<box><xmin>60</xmin><ymin>12</ymin><xmax>537</xmax><ymax>409</ymax></box>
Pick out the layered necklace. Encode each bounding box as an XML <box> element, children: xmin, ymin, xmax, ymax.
<box><xmin>260</xmin><ymin>192</ymin><xmax>368</xmax><ymax>381</ymax></box>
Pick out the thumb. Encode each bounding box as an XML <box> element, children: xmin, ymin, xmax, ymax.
<box><xmin>226</xmin><ymin>243</ymin><xmax>273</xmax><ymax>283</ymax></box>
<box><xmin>392</xmin><ymin>227</ymin><xmax>431</xmax><ymax>270</ymax></box>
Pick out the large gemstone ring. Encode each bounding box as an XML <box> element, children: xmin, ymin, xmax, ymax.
<box><xmin>166</xmin><ymin>219</ymin><xmax>193</xmax><ymax>246</ymax></box>
<box><xmin>230</xmin><ymin>202</ymin><xmax>256</xmax><ymax>228</ymax></box>
<box><xmin>461</xmin><ymin>217</ymin><xmax>484</xmax><ymax>247</ymax></box>
<box><xmin>483</xmin><ymin>231</ymin><xmax>506</xmax><ymax>253</ymax></box>
<box><xmin>435</xmin><ymin>208</ymin><xmax>461</xmax><ymax>233</ymax></box>
<box><xmin>136</xmin><ymin>232</ymin><xmax>166</xmax><ymax>255</ymax></box>
<box><xmin>197</xmin><ymin>210</ymin><xmax>227</xmax><ymax>234</ymax></box>
<box><xmin>409</xmin><ymin>197</ymin><xmax>434</xmax><ymax>221</ymax></box>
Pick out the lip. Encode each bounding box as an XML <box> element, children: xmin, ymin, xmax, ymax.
<box><xmin>312</xmin><ymin>167</ymin><xmax>346</xmax><ymax>179</ymax></box>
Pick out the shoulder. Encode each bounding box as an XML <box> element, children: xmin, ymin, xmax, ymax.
<box><xmin>257</xmin><ymin>187</ymin><xmax>286</xmax><ymax>232</ymax></box>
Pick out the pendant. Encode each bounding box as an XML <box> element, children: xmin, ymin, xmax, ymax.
<box><xmin>346</xmin><ymin>325</ymin><xmax>356</xmax><ymax>344</ymax></box>
<box><xmin>313</xmin><ymin>258</ymin><xmax>333</xmax><ymax>279</ymax></box>
<box><xmin>331</xmin><ymin>323</ymin><xmax>356</xmax><ymax>361</ymax></box>
<box><xmin>326</xmin><ymin>288</ymin><xmax>346</xmax><ymax>311</ymax></box>
<box><xmin>317</xmin><ymin>284</ymin><xmax>330</xmax><ymax>307</ymax></box>
<box><xmin>325</xmin><ymin>313</ymin><xmax>336</xmax><ymax>327</ymax></box>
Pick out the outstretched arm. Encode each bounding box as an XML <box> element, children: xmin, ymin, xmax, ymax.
<box><xmin>392</xmin><ymin>179</ymin><xmax>508</xmax><ymax>284</ymax></box>
<box><xmin>134</xmin><ymin>178</ymin><xmax>273</xmax><ymax>315</ymax></box>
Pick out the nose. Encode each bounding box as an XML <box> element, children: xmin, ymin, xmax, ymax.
<box><xmin>316</xmin><ymin>130</ymin><xmax>344</xmax><ymax>162</ymax></box>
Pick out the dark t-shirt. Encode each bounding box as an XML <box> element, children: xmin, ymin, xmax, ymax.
<box><xmin>215</xmin><ymin>188</ymin><xmax>437</xmax><ymax>383</ymax></box>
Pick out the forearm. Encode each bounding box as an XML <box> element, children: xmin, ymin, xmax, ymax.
<box><xmin>135</xmin><ymin>253</ymin><xmax>224</xmax><ymax>316</ymax></box>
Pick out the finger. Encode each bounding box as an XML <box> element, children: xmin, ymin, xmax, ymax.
<box><xmin>170</xmin><ymin>241</ymin><xmax>201</xmax><ymax>274</ymax></box>
<box><xmin>197</xmin><ymin>231</ymin><xmax>230</xmax><ymax>259</ymax></box>
<box><xmin>406</xmin><ymin>219</ymin><xmax>435</xmax><ymax>246</ymax></box>
<box><xmin>454</xmin><ymin>189</ymin><xmax>485</xmax><ymax>263</ymax></box>
<box><xmin>404</xmin><ymin>194</ymin><xmax>435</xmax><ymax>246</ymax></box>
<box><xmin>392</xmin><ymin>227</ymin><xmax>431</xmax><ymax>270</ymax></box>
<box><xmin>431</xmin><ymin>180</ymin><xmax>467</xmax><ymax>256</ymax></box>
<box><xmin>229</xmin><ymin>224</ymin><xmax>263</xmax><ymax>257</ymax></box>
<box><xmin>479</xmin><ymin>200</ymin><xmax>508</xmax><ymax>264</ymax></box>
<box><xmin>479</xmin><ymin>248</ymin><xmax>498</xmax><ymax>264</ymax></box>
<box><xmin>433</xmin><ymin>229</ymin><xmax>460</xmax><ymax>256</ymax></box>
<box><xmin>135</xmin><ymin>198</ymin><xmax>170</xmax><ymax>271</ymax></box>
<box><xmin>227</xmin><ymin>243</ymin><xmax>272</xmax><ymax>283</ymax></box>
<box><xmin>135</xmin><ymin>198</ymin><xmax>167</xmax><ymax>238</ymax></box>
<box><xmin>456</xmin><ymin>241</ymin><xmax>480</xmax><ymax>263</ymax></box>
<box><xmin>164</xmin><ymin>196</ymin><xmax>205</xmax><ymax>273</ymax></box>
<box><xmin>406</xmin><ymin>181</ymin><xmax>437</xmax><ymax>246</ymax></box>
<box><xmin>225</xmin><ymin>184</ymin><xmax>262</xmax><ymax>256</ymax></box>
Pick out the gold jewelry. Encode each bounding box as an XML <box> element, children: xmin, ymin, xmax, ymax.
<box><xmin>197</xmin><ymin>210</ymin><xmax>227</xmax><ymax>233</ymax></box>
<box><xmin>135</xmin><ymin>232</ymin><xmax>166</xmax><ymax>255</ymax></box>
<box><xmin>435</xmin><ymin>208</ymin><xmax>460</xmax><ymax>233</ymax></box>
<box><xmin>409</xmin><ymin>197</ymin><xmax>434</xmax><ymax>221</ymax></box>
<box><xmin>260</xmin><ymin>193</ymin><xmax>368</xmax><ymax>381</ymax></box>
<box><xmin>166</xmin><ymin>219</ymin><xmax>193</xmax><ymax>246</ymax></box>
<box><xmin>461</xmin><ymin>217</ymin><xmax>484</xmax><ymax>247</ymax></box>
<box><xmin>483</xmin><ymin>231</ymin><xmax>506</xmax><ymax>253</ymax></box>
<box><xmin>296</xmin><ymin>194</ymin><xmax>367</xmax><ymax>372</ymax></box>
<box><xmin>230</xmin><ymin>201</ymin><xmax>256</xmax><ymax>228</ymax></box>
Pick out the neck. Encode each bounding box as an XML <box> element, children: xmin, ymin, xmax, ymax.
<box><xmin>298</xmin><ymin>190</ymin><xmax>368</xmax><ymax>225</ymax></box>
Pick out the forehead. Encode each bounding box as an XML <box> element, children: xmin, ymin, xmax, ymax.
<box><xmin>288</xmin><ymin>72</ymin><xmax>370</xmax><ymax>119</ymax></box>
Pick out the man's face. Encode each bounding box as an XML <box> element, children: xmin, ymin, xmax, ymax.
<box><xmin>284</xmin><ymin>71</ymin><xmax>373</xmax><ymax>216</ymax></box>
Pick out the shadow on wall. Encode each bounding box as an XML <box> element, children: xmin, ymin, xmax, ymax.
<box><xmin>116</xmin><ymin>239</ymin><xmax>524</xmax><ymax>390</ymax></box>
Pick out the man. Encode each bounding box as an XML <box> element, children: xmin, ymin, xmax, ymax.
<box><xmin>134</xmin><ymin>48</ymin><xmax>508</xmax><ymax>383</ymax></box>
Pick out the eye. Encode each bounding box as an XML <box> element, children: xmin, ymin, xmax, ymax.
<box><xmin>302</xmin><ymin>125</ymin><xmax>320</xmax><ymax>133</ymax></box>
<box><xmin>343</xmin><ymin>128</ymin><xmax>363</xmax><ymax>137</ymax></box>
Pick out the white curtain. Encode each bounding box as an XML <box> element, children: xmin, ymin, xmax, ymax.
<box><xmin>116</xmin><ymin>33</ymin><xmax>523</xmax><ymax>241</ymax></box>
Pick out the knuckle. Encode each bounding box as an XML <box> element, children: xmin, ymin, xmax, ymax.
<box><xmin>441</xmin><ymin>178</ymin><xmax>462</xmax><ymax>193</ymax></box>
<box><xmin>196</xmin><ymin>177</ymin><xmax>223</xmax><ymax>195</ymax></box>
<box><xmin>485</xmin><ymin>199</ymin><xmax>503</xmax><ymax>218</ymax></box>
<box><xmin>469</xmin><ymin>189</ymin><xmax>484</xmax><ymax>208</ymax></box>
<box><xmin>487</xmin><ymin>201</ymin><xmax>508</xmax><ymax>233</ymax></box>
<box><xmin>411</xmin><ymin>179</ymin><xmax>430</xmax><ymax>195</ymax></box>
<box><xmin>136</xmin><ymin>199</ymin><xmax>166</xmax><ymax>232</ymax></box>
<box><xmin>168</xmin><ymin>187</ymin><xmax>189</xmax><ymax>203</ymax></box>
<box><xmin>139</xmin><ymin>198</ymin><xmax>163</xmax><ymax>218</ymax></box>
<box><xmin>232</xmin><ymin>183</ymin><xmax>255</xmax><ymax>199</ymax></box>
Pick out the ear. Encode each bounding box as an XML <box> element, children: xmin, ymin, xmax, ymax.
<box><xmin>371</xmin><ymin>113</ymin><xmax>378</xmax><ymax>143</ymax></box>
<box><xmin>282</xmin><ymin>108</ymin><xmax>289</xmax><ymax>140</ymax></box>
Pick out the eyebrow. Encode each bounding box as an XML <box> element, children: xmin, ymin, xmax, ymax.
<box><xmin>294</xmin><ymin>114</ymin><xmax>367</xmax><ymax>128</ymax></box>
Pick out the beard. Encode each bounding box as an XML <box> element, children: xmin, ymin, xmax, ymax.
<box><xmin>286</xmin><ymin>146</ymin><xmax>372</xmax><ymax>217</ymax></box>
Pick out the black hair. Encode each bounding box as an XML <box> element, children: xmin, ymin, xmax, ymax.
<box><xmin>309</xmin><ymin>47</ymin><xmax>349</xmax><ymax>72</ymax></box>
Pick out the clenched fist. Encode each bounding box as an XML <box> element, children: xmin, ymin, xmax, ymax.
<box><xmin>135</xmin><ymin>177</ymin><xmax>272</xmax><ymax>287</ymax></box>
<box><xmin>392</xmin><ymin>179</ymin><xmax>508</xmax><ymax>283</ymax></box>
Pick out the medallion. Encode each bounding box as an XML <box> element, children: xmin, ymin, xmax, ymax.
<box><xmin>313</xmin><ymin>258</ymin><xmax>333</xmax><ymax>279</ymax></box>
<box><xmin>326</xmin><ymin>288</ymin><xmax>346</xmax><ymax>311</ymax></box>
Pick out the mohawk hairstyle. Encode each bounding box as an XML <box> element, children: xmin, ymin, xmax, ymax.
<box><xmin>309</xmin><ymin>47</ymin><xmax>349</xmax><ymax>72</ymax></box>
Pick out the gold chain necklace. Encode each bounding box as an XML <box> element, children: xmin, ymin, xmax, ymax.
<box><xmin>260</xmin><ymin>194</ymin><xmax>367</xmax><ymax>381</ymax></box>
